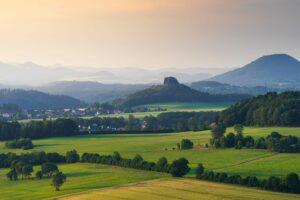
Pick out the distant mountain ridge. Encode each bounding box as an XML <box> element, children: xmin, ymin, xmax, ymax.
<box><xmin>0</xmin><ymin>62</ymin><xmax>223</xmax><ymax>86</ymax></box>
<box><xmin>209</xmin><ymin>54</ymin><xmax>300</xmax><ymax>87</ymax></box>
<box><xmin>37</xmin><ymin>81</ymin><xmax>149</xmax><ymax>103</ymax></box>
<box><xmin>0</xmin><ymin>89</ymin><xmax>84</xmax><ymax>109</ymax></box>
<box><xmin>118</xmin><ymin>77</ymin><xmax>251</xmax><ymax>107</ymax></box>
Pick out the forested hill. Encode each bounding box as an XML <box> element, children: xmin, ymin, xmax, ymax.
<box><xmin>118</xmin><ymin>77</ymin><xmax>252</xmax><ymax>107</ymax></box>
<box><xmin>218</xmin><ymin>91</ymin><xmax>300</xmax><ymax>126</ymax></box>
<box><xmin>0</xmin><ymin>89</ymin><xmax>84</xmax><ymax>109</ymax></box>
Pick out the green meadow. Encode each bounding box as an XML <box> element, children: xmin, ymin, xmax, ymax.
<box><xmin>0</xmin><ymin>163</ymin><xmax>168</xmax><ymax>200</ymax></box>
<box><xmin>1</xmin><ymin>126</ymin><xmax>300</xmax><ymax>179</ymax></box>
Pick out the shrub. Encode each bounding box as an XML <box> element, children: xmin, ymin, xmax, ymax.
<box><xmin>169</xmin><ymin>158</ymin><xmax>190</xmax><ymax>177</ymax></box>
<box><xmin>180</xmin><ymin>139</ymin><xmax>194</xmax><ymax>150</ymax></box>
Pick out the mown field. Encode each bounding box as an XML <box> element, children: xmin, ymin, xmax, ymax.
<box><xmin>0</xmin><ymin>163</ymin><xmax>168</xmax><ymax>200</ymax></box>
<box><xmin>1</xmin><ymin>127</ymin><xmax>300</xmax><ymax>179</ymax></box>
<box><xmin>60</xmin><ymin>178</ymin><xmax>300</xmax><ymax>200</ymax></box>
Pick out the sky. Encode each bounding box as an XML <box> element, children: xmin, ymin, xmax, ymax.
<box><xmin>0</xmin><ymin>0</ymin><xmax>300</xmax><ymax>69</ymax></box>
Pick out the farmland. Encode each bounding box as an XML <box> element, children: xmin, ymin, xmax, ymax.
<box><xmin>0</xmin><ymin>163</ymin><xmax>168</xmax><ymax>200</ymax></box>
<box><xmin>60</xmin><ymin>178</ymin><xmax>300</xmax><ymax>200</ymax></box>
<box><xmin>1</xmin><ymin>126</ymin><xmax>300</xmax><ymax>179</ymax></box>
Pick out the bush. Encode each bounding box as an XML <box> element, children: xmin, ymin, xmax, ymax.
<box><xmin>169</xmin><ymin>158</ymin><xmax>190</xmax><ymax>177</ymax></box>
<box><xmin>180</xmin><ymin>139</ymin><xmax>194</xmax><ymax>150</ymax></box>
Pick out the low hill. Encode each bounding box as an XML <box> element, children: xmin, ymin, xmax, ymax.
<box><xmin>118</xmin><ymin>77</ymin><xmax>251</xmax><ymax>107</ymax></box>
<box><xmin>210</xmin><ymin>54</ymin><xmax>300</xmax><ymax>87</ymax></box>
<box><xmin>218</xmin><ymin>91</ymin><xmax>300</xmax><ymax>126</ymax></box>
<box><xmin>189</xmin><ymin>80</ymin><xmax>289</xmax><ymax>96</ymax></box>
<box><xmin>0</xmin><ymin>89</ymin><xmax>84</xmax><ymax>109</ymax></box>
<box><xmin>37</xmin><ymin>81</ymin><xmax>149</xmax><ymax>103</ymax></box>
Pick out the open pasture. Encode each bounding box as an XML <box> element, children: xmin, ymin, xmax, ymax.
<box><xmin>0</xmin><ymin>163</ymin><xmax>168</xmax><ymax>200</ymax></box>
<box><xmin>1</xmin><ymin>127</ymin><xmax>300</xmax><ymax>179</ymax></box>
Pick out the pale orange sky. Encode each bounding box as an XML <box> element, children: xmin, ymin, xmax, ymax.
<box><xmin>0</xmin><ymin>0</ymin><xmax>299</xmax><ymax>68</ymax></box>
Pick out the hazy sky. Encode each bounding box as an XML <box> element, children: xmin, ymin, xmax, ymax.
<box><xmin>0</xmin><ymin>0</ymin><xmax>300</xmax><ymax>69</ymax></box>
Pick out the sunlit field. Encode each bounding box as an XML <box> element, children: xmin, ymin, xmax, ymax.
<box><xmin>60</xmin><ymin>178</ymin><xmax>300</xmax><ymax>200</ymax></box>
<box><xmin>1</xmin><ymin>127</ymin><xmax>300</xmax><ymax>179</ymax></box>
<box><xmin>0</xmin><ymin>163</ymin><xmax>168</xmax><ymax>200</ymax></box>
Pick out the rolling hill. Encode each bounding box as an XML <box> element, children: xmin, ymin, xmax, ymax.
<box><xmin>0</xmin><ymin>89</ymin><xmax>84</xmax><ymax>109</ymax></box>
<box><xmin>209</xmin><ymin>54</ymin><xmax>300</xmax><ymax>87</ymax></box>
<box><xmin>118</xmin><ymin>77</ymin><xmax>251</xmax><ymax>107</ymax></box>
<box><xmin>37</xmin><ymin>81</ymin><xmax>149</xmax><ymax>103</ymax></box>
<box><xmin>190</xmin><ymin>81</ymin><xmax>272</xmax><ymax>95</ymax></box>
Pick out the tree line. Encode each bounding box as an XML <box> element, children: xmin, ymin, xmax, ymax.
<box><xmin>75</xmin><ymin>111</ymin><xmax>217</xmax><ymax>133</ymax></box>
<box><xmin>218</xmin><ymin>92</ymin><xmax>300</xmax><ymax>126</ymax></box>
<box><xmin>195</xmin><ymin>163</ymin><xmax>300</xmax><ymax>194</ymax></box>
<box><xmin>0</xmin><ymin>111</ymin><xmax>216</xmax><ymax>141</ymax></box>
<box><xmin>1</xmin><ymin>150</ymin><xmax>190</xmax><ymax>178</ymax></box>
<box><xmin>210</xmin><ymin>124</ymin><xmax>300</xmax><ymax>153</ymax></box>
<box><xmin>81</xmin><ymin>152</ymin><xmax>190</xmax><ymax>177</ymax></box>
<box><xmin>0</xmin><ymin>118</ymin><xmax>78</xmax><ymax>141</ymax></box>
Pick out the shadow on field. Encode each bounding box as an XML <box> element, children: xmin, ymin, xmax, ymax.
<box><xmin>66</xmin><ymin>171</ymin><xmax>109</xmax><ymax>178</ymax></box>
<box><xmin>34</xmin><ymin>144</ymin><xmax>63</xmax><ymax>148</ymax></box>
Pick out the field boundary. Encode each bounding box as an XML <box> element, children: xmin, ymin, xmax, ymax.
<box><xmin>213</xmin><ymin>152</ymin><xmax>278</xmax><ymax>171</ymax></box>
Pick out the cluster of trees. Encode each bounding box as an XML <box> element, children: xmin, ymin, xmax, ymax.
<box><xmin>5</xmin><ymin>138</ymin><xmax>33</xmax><ymax>150</ymax></box>
<box><xmin>218</xmin><ymin>92</ymin><xmax>300</xmax><ymax>126</ymax></box>
<box><xmin>7</xmin><ymin>161</ymin><xmax>67</xmax><ymax>191</ymax></box>
<box><xmin>81</xmin><ymin>152</ymin><xmax>190</xmax><ymax>177</ymax></box>
<box><xmin>6</xmin><ymin>161</ymin><xmax>33</xmax><ymax>180</ymax></box>
<box><xmin>77</xmin><ymin>111</ymin><xmax>217</xmax><ymax>133</ymax></box>
<box><xmin>0</xmin><ymin>118</ymin><xmax>78</xmax><ymax>141</ymax></box>
<box><xmin>210</xmin><ymin>124</ymin><xmax>254</xmax><ymax>149</ymax></box>
<box><xmin>195</xmin><ymin>163</ymin><xmax>300</xmax><ymax>194</ymax></box>
<box><xmin>210</xmin><ymin>124</ymin><xmax>300</xmax><ymax>153</ymax></box>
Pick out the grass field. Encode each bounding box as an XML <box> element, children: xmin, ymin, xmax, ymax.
<box><xmin>1</xmin><ymin>127</ymin><xmax>300</xmax><ymax>179</ymax></box>
<box><xmin>0</xmin><ymin>163</ymin><xmax>168</xmax><ymax>200</ymax></box>
<box><xmin>1</xmin><ymin>126</ymin><xmax>300</xmax><ymax>199</ymax></box>
<box><xmin>60</xmin><ymin>178</ymin><xmax>300</xmax><ymax>200</ymax></box>
<box><xmin>136</xmin><ymin>102</ymin><xmax>232</xmax><ymax>112</ymax></box>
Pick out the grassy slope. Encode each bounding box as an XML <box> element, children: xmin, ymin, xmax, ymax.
<box><xmin>60</xmin><ymin>178</ymin><xmax>300</xmax><ymax>200</ymax></box>
<box><xmin>0</xmin><ymin>163</ymin><xmax>168</xmax><ymax>200</ymax></box>
<box><xmin>1</xmin><ymin>127</ymin><xmax>300</xmax><ymax>178</ymax></box>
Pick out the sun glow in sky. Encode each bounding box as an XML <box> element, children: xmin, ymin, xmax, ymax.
<box><xmin>0</xmin><ymin>0</ymin><xmax>300</xmax><ymax>68</ymax></box>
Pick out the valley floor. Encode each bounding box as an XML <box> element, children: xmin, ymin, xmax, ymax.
<box><xmin>1</xmin><ymin>126</ymin><xmax>300</xmax><ymax>199</ymax></box>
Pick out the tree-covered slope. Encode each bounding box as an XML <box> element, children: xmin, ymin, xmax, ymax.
<box><xmin>0</xmin><ymin>89</ymin><xmax>84</xmax><ymax>109</ymax></box>
<box><xmin>118</xmin><ymin>77</ymin><xmax>251</xmax><ymax>107</ymax></box>
<box><xmin>218</xmin><ymin>91</ymin><xmax>300</xmax><ymax>126</ymax></box>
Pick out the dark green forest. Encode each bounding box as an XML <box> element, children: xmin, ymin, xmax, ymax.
<box><xmin>218</xmin><ymin>92</ymin><xmax>300</xmax><ymax>126</ymax></box>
